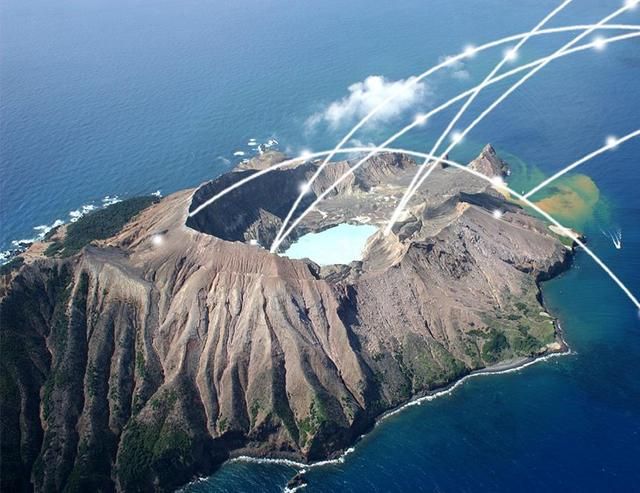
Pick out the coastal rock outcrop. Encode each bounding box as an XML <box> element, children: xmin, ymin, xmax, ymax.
<box><xmin>1</xmin><ymin>147</ymin><xmax>571</xmax><ymax>492</ymax></box>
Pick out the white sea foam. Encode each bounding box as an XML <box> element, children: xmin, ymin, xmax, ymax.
<box><xmin>246</xmin><ymin>137</ymin><xmax>281</xmax><ymax>155</ymax></box>
<box><xmin>225</xmin><ymin>348</ymin><xmax>571</xmax><ymax>484</ymax></box>
<box><xmin>33</xmin><ymin>225</ymin><xmax>49</xmax><ymax>234</ymax></box>
<box><xmin>381</xmin><ymin>350</ymin><xmax>571</xmax><ymax>421</ymax></box>
<box><xmin>266</xmin><ymin>138</ymin><xmax>279</xmax><ymax>147</ymax></box>
<box><xmin>102</xmin><ymin>195</ymin><xmax>122</xmax><ymax>207</ymax></box>
<box><xmin>11</xmin><ymin>238</ymin><xmax>36</xmax><ymax>247</ymax></box>
<box><xmin>2</xmin><ymin>193</ymin><xmax>132</xmax><ymax>264</ymax></box>
<box><xmin>159</xmin><ymin>328</ymin><xmax>572</xmax><ymax>493</ymax></box>
<box><xmin>69</xmin><ymin>195</ymin><xmax>121</xmax><ymax>221</ymax></box>
<box><xmin>0</xmin><ymin>250</ymin><xmax>12</xmax><ymax>263</ymax></box>
<box><xmin>69</xmin><ymin>204</ymin><xmax>97</xmax><ymax>222</ymax></box>
<box><xmin>283</xmin><ymin>484</ymin><xmax>307</xmax><ymax>493</ymax></box>
<box><xmin>230</xmin><ymin>445</ymin><xmax>357</xmax><ymax>471</ymax></box>
<box><xmin>9</xmin><ymin>219</ymin><xmax>65</xmax><ymax>249</ymax></box>
<box><xmin>230</xmin><ymin>456</ymin><xmax>307</xmax><ymax>468</ymax></box>
<box><xmin>174</xmin><ymin>475</ymin><xmax>210</xmax><ymax>492</ymax></box>
<box><xmin>34</xmin><ymin>219</ymin><xmax>65</xmax><ymax>236</ymax></box>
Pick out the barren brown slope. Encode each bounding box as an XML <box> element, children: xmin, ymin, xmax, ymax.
<box><xmin>0</xmin><ymin>147</ymin><xmax>571</xmax><ymax>492</ymax></box>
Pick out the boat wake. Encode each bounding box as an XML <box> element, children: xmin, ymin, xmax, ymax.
<box><xmin>602</xmin><ymin>228</ymin><xmax>622</xmax><ymax>249</ymax></box>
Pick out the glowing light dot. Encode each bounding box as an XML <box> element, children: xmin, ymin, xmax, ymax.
<box><xmin>450</xmin><ymin>131</ymin><xmax>464</xmax><ymax>144</ymax></box>
<box><xmin>492</xmin><ymin>209</ymin><xmax>503</xmax><ymax>220</ymax></box>
<box><xmin>463</xmin><ymin>44</ymin><xmax>476</xmax><ymax>58</ymax></box>
<box><xmin>299</xmin><ymin>182</ymin><xmax>311</xmax><ymax>194</ymax></box>
<box><xmin>592</xmin><ymin>36</ymin><xmax>606</xmax><ymax>51</ymax></box>
<box><xmin>504</xmin><ymin>47</ymin><xmax>518</xmax><ymax>62</ymax></box>
<box><xmin>299</xmin><ymin>150</ymin><xmax>313</xmax><ymax>161</ymax></box>
<box><xmin>606</xmin><ymin>135</ymin><xmax>619</xmax><ymax>149</ymax></box>
<box><xmin>414</xmin><ymin>113</ymin><xmax>428</xmax><ymax>126</ymax></box>
<box><xmin>151</xmin><ymin>234</ymin><xmax>164</xmax><ymax>247</ymax></box>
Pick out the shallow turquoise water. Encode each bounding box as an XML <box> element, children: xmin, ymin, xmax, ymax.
<box><xmin>2</xmin><ymin>0</ymin><xmax>639</xmax><ymax>491</ymax></box>
<box><xmin>283</xmin><ymin>224</ymin><xmax>377</xmax><ymax>265</ymax></box>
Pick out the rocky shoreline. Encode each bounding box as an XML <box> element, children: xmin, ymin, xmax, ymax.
<box><xmin>181</xmin><ymin>319</ymin><xmax>571</xmax><ymax>492</ymax></box>
<box><xmin>1</xmin><ymin>147</ymin><xmax>578</xmax><ymax>492</ymax></box>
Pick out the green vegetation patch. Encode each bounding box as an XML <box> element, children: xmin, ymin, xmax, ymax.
<box><xmin>45</xmin><ymin>196</ymin><xmax>159</xmax><ymax>257</ymax></box>
<box><xmin>481</xmin><ymin>330</ymin><xmax>509</xmax><ymax>363</ymax></box>
<box><xmin>296</xmin><ymin>398</ymin><xmax>329</xmax><ymax>447</ymax></box>
<box><xmin>64</xmin><ymin>436</ymin><xmax>117</xmax><ymax>493</ymax></box>
<box><xmin>553</xmin><ymin>232</ymin><xmax>576</xmax><ymax>248</ymax></box>
<box><xmin>400</xmin><ymin>334</ymin><xmax>467</xmax><ymax>392</ymax></box>
<box><xmin>117</xmin><ymin>388</ymin><xmax>193</xmax><ymax>492</ymax></box>
<box><xmin>250</xmin><ymin>400</ymin><xmax>262</xmax><ymax>428</ymax></box>
<box><xmin>118</xmin><ymin>419</ymin><xmax>193</xmax><ymax>491</ymax></box>
<box><xmin>477</xmin><ymin>281</ymin><xmax>556</xmax><ymax>363</ymax></box>
<box><xmin>0</xmin><ymin>256</ymin><xmax>24</xmax><ymax>276</ymax></box>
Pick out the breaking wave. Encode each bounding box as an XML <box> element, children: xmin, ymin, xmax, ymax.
<box><xmin>1</xmin><ymin>192</ymin><xmax>161</xmax><ymax>264</ymax></box>
<box><xmin>177</xmin><ymin>349</ymin><xmax>572</xmax><ymax>493</ymax></box>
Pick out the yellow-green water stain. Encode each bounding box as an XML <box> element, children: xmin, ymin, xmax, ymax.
<box><xmin>497</xmin><ymin>149</ymin><xmax>611</xmax><ymax>231</ymax></box>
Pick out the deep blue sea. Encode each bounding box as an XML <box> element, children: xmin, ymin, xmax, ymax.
<box><xmin>2</xmin><ymin>0</ymin><xmax>639</xmax><ymax>491</ymax></box>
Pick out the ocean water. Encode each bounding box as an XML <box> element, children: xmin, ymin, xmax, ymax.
<box><xmin>282</xmin><ymin>224</ymin><xmax>377</xmax><ymax>265</ymax></box>
<box><xmin>2</xmin><ymin>0</ymin><xmax>639</xmax><ymax>491</ymax></box>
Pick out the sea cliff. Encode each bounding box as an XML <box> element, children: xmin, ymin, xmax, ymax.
<box><xmin>1</xmin><ymin>147</ymin><xmax>574</xmax><ymax>492</ymax></box>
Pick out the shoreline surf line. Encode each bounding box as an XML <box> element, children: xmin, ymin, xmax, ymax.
<box><xmin>178</xmin><ymin>331</ymin><xmax>573</xmax><ymax>492</ymax></box>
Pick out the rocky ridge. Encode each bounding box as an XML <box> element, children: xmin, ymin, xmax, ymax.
<box><xmin>1</xmin><ymin>146</ymin><xmax>572</xmax><ymax>492</ymax></box>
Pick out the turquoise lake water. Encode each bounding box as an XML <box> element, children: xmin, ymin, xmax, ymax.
<box><xmin>282</xmin><ymin>224</ymin><xmax>378</xmax><ymax>265</ymax></box>
<box><xmin>2</xmin><ymin>0</ymin><xmax>639</xmax><ymax>491</ymax></box>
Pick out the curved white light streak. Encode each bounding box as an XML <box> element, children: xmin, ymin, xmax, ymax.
<box><xmin>191</xmin><ymin>28</ymin><xmax>640</xmax><ymax>220</ymax></box>
<box><xmin>387</xmin><ymin>4</ymin><xmax>635</xmax><ymax>235</ymax></box>
<box><xmin>269</xmin><ymin>30</ymin><xmax>640</xmax><ymax>253</ymax></box>
<box><xmin>191</xmin><ymin>145</ymin><xmax>640</xmax><ymax>310</ymax></box>
<box><xmin>271</xmin><ymin>22</ymin><xmax>640</xmax><ymax>248</ymax></box>
<box><xmin>398</xmin><ymin>0</ymin><xmax>572</xmax><ymax>230</ymax></box>
<box><xmin>524</xmin><ymin>129</ymin><xmax>640</xmax><ymax>198</ymax></box>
